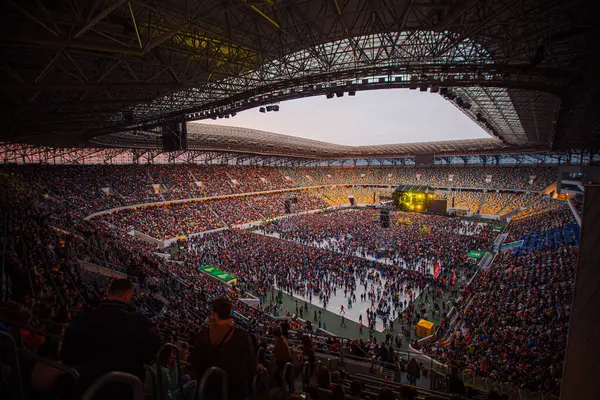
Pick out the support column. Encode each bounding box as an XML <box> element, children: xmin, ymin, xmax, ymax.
<box><xmin>560</xmin><ymin>184</ymin><xmax>600</xmax><ymax>400</ymax></box>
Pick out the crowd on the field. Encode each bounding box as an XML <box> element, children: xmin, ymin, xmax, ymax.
<box><xmin>187</xmin><ymin>228</ymin><xmax>457</xmax><ymax>333</ymax></box>
<box><xmin>259</xmin><ymin>209</ymin><xmax>494</xmax><ymax>275</ymax></box>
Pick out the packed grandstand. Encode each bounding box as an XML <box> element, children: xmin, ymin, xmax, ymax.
<box><xmin>2</xmin><ymin>0</ymin><xmax>598</xmax><ymax>398</ymax></box>
<box><xmin>0</xmin><ymin>161</ymin><xmax>581</xmax><ymax>400</ymax></box>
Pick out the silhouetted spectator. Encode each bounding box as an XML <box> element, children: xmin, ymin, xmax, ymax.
<box><xmin>192</xmin><ymin>297</ymin><xmax>258</xmax><ymax>400</ymax></box>
<box><xmin>62</xmin><ymin>279</ymin><xmax>161</xmax><ymax>399</ymax></box>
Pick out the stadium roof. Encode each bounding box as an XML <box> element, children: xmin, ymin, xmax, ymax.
<box><xmin>92</xmin><ymin>123</ymin><xmax>536</xmax><ymax>159</ymax></box>
<box><xmin>1</xmin><ymin>0</ymin><xmax>598</xmax><ymax>149</ymax></box>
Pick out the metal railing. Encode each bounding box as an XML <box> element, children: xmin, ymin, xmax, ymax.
<box><xmin>82</xmin><ymin>372</ymin><xmax>144</xmax><ymax>400</ymax></box>
<box><xmin>283</xmin><ymin>361</ymin><xmax>294</xmax><ymax>392</ymax></box>
<box><xmin>0</xmin><ymin>331</ymin><xmax>24</xmax><ymax>400</ymax></box>
<box><xmin>197</xmin><ymin>366</ymin><xmax>227</xmax><ymax>400</ymax></box>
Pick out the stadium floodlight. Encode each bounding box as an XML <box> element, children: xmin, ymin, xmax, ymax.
<box><xmin>259</xmin><ymin>107</ymin><xmax>266</xmax><ymax>113</ymax></box>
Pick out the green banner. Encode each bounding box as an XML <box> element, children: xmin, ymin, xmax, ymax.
<box><xmin>467</xmin><ymin>250</ymin><xmax>483</xmax><ymax>259</ymax></box>
<box><xmin>493</xmin><ymin>226</ymin><xmax>504</xmax><ymax>231</ymax></box>
<box><xmin>500</xmin><ymin>240</ymin><xmax>523</xmax><ymax>251</ymax></box>
<box><xmin>200</xmin><ymin>265</ymin><xmax>237</xmax><ymax>285</ymax></box>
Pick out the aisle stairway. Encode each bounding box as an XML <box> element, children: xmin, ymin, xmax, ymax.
<box><xmin>566</xmin><ymin>197</ymin><xmax>582</xmax><ymax>226</ymax></box>
<box><xmin>477</xmin><ymin>191</ymin><xmax>486</xmax><ymax>214</ymax></box>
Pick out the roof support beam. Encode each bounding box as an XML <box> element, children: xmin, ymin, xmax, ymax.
<box><xmin>74</xmin><ymin>0</ymin><xmax>126</xmax><ymax>39</ymax></box>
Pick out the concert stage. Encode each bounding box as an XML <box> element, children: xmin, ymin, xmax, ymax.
<box><xmin>392</xmin><ymin>185</ymin><xmax>446</xmax><ymax>213</ymax></box>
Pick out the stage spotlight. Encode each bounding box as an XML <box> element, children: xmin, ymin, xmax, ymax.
<box><xmin>266</xmin><ymin>105</ymin><xmax>273</xmax><ymax>112</ymax></box>
<box><xmin>326</xmin><ymin>93</ymin><xmax>334</xmax><ymax>99</ymax></box>
<box><xmin>259</xmin><ymin>107</ymin><xmax>266</xmax><ymax>113</ymax></box>
<box><xmin>348</xmin><ymin>91</ymin><xmax>356</xmax><ymax>96</ymax></box>
<box><xmin>335</xmin><ymin>92</ymin><xmax>343</xmax><ymax>97</ymax></box>
<box><xmin>272</xmin><ymin>105</ymin><xmax>279</xmax><ymax>111</ymax></box>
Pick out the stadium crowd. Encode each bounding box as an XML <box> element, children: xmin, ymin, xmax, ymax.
<box><xmin>1</xmin><ymin>164</ymin><xmax>556</xmax><ymax>218</ymax></box>
<box><xmin>187</xmin><ymin>228</ymin><xmax>456</xmax><ymax>334</ymax></box>
<box><xmin>422</xmin><ymin>204</ymin><xmax>578</xmax><ymax>395</ymax></box>
<box><xmin>479</xmin><ymin>192</ymin><xmax>517</xmax><ymax>215</ymax></box>
<box><xmin>0</xmin><ymin>175</ymin><xmax>317</xmax><ymax>398</ymax></box>
<box><xmin>259</xmin><ymin>209</ymin><xmax>495</xmax><ymax>276</ymax></box>
<box><xmin>101</xmin><ymin>192</ymin><xmax>330</xmax><ymax>240</ymax></box>
<box><xmin>0</xmin><ymin>163</ymin><xmax>578</xmax><ymax>399</ymax></box>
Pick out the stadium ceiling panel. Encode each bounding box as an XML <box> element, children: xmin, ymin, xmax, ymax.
<box><xmin>91</xmin><ymin>123</ymin><xmax>544</xmax><ymax>159</ymax></box>
<box><xmin>0</xmin><ymin>0</ymin><xmax>598</xmax><ymax>150</ymax></box>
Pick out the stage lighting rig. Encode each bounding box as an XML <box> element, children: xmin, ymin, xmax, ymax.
<box><xmin>259</xmin><ymin>105</ymin><xmax>279</xmax><ymax>113</ymax></box>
